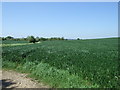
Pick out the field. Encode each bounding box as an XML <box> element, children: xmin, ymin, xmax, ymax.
<box><xmin>2</xmin><ymin>38</ymin><xmax>119</xmax><ymax>88</ymax></box>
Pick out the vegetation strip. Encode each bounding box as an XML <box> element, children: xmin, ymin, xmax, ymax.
<box><xmin>1</xmin><ymin>43</ymin><xmax>33</xmax><ymax>47</ymax></box>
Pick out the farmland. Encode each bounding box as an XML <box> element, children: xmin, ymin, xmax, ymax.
<box><xmin>2</xmin><ymin>38</ymin><xmax>119</xmax><ymax>88</ymax></box>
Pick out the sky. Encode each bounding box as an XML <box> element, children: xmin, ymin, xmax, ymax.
<box><xmin>2</xmin><ymin>2</ymin><xmax>118</xmax><ymax>39</ymax></box>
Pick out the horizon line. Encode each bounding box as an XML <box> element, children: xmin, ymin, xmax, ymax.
<box><xmin>1</xmin><ymin>36</ymin><xmax>118</xmax><ymax>39</ymax></box>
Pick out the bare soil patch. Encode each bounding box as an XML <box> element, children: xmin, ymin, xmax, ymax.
<box><xmin>1</xmin><ymin>70</ymin><xmax>49</xmax><ymax>88</ymax></box>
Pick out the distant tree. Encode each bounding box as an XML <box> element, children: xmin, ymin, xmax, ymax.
<box><xmin>50</xmin><ymin>37</ymin><xmax>53</xmax><ymax>40</ymax></box>
<box><xmin>36</xmin><ymin>37</ymin><xmax>40</xmax><ymax>42</ymax></box>
<box><xmin>0</xmin><ymin>37</ymin><xmax>2</xmax><ymax>40</ymax></box>
<box><xmin>23</xmin><ymin>38</ymin><xmax>27</xmax><ymax>41</ymax></box>
<box><xmin>16</xmin><ymin>38</ymin><xmax>20</xmax><ymax>41</ymax></box>
<box><xmin>61</xmin><ymin>37</ymin><xmax>64</xmax><ymax>40</ymax></box>
<box><xmin>0</xmin><ymin>37</ymin><xmax>5</xmax><ymax>41</ymax></box>
<box><xmin>5</xmin><ymin>36</ymin><xmax>14</xmax><ymax>40</ymax></box>
<box><xmin>3</xmin><ymin>37</ymin><xmax>6</xmax><ymax>40</ymax></box>
<box><xmin>20</xmin><ymin>38</ymin><xmax>27</xmax><ymax>41</ymax></box>
<box><xmin>77</xmin><ymin>38</ymin><xmax>80</xmax><ymax>40</ymax></box>
<box><xmin>57</xmin><ymin>37</ymin><xmax>60</xmax><ymax>40</ymax></box>
<box><xmin>27</xmin><ymin>36</ymin><xmax>36</xmax><ymax>43</ymax></box>
<box><xmin>40</xmin><ymin>37</ymin><xmax>47</xmax><ymax>41</ymax></box>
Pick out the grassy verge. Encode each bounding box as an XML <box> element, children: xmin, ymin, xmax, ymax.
<box><xmin>1</xmin><ymin>43</ymin><xmax>33</xmax><ymax>47</ymax></box>
<box><xmin>3</xmin><ymin>61</ymin><xmax>98</xmax><ymax>88</ymax></box>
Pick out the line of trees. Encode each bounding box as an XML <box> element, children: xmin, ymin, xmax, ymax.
<box><xmin>0</xmin><ymin>36</ymin><xmax>68</xmax><ymax>43</ymax></box>
<box><xmin>0</xmin><ymin>36</ymin><xmax>81</xmax><ymax>43</ymax></box>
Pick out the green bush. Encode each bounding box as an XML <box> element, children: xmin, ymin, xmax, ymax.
<box><xmin>27</xmin><ymin>36</ymin><xmax>36</xmax><ymax>43</ymax></box>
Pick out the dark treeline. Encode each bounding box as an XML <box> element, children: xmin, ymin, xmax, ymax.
<box><xmin>0</xmin><ymin>36</ymin><xmax>70</xmax><ymax>43</ymax></box>
<box><xmin>0</xmin><ymin>36</ymin><xmax>81</xmax><ymax>43</ymax></box>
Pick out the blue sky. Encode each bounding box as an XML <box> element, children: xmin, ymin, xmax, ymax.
<box><xmin>2</xmin><ymin>2</ymin><xmax>118</xmax><ymax>39</ymax></box>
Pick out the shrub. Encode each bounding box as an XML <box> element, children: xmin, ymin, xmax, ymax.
<box><xmin>27</xmin><ymin>36</ymin><xmax>36</xmax><ymax>43</ymax></box>
<box><xmin>5</xmin><ymin>36</ymin><xmax>14</xmax><ymax>40</ymax></box>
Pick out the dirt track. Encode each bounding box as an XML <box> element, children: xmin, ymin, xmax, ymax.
<box><xmin>1</xmin><ymin>70</ymin><xmax>49</xmax><ymax>88</ymax></box>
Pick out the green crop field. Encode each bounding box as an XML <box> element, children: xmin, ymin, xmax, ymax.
<box><xmin>2</xmin><ymin>38</ymin><xmax>119</xmax><ymax>88</ymax></box>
